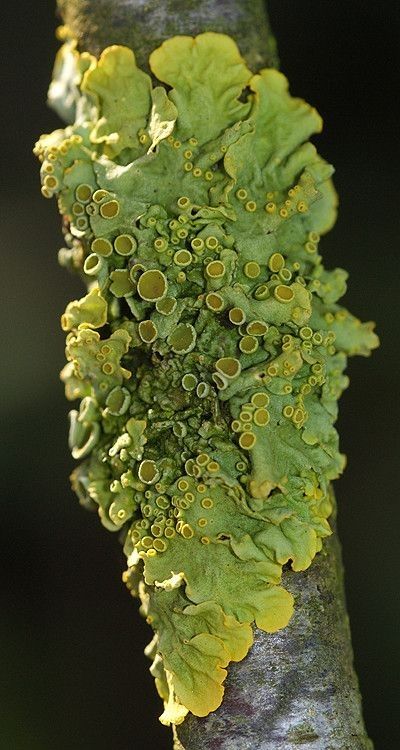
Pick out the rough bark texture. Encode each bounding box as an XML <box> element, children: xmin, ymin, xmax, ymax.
<box><xmin>56</xmin><ymin>2</ymin><xmax>373</xmax><ymax>748</ymax></box>
<box><xmin>176</xmin><ymin>511</ymin><xmax>372</xmax><ymax>750</ymax></box>
<box><xmin>57</xmin><ymin>0</ymin><xmax>278</xmax><ymax>72</ymax></box>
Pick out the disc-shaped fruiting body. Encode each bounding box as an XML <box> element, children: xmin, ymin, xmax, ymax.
<box><xmin>36</xmin><ymin>30</ymin><xmax>378</xmax><ymax>727</ymax></box>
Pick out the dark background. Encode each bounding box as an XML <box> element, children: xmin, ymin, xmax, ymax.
<box><xmin>1</xmin><ymin>1</ymin><xmax>399</xmax><ymax>748</ymax></box>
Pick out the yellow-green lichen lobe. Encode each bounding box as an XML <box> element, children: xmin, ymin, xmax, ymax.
<box><xmin>36</xmin><ymin>29</ymin><xmax>378</xmax><ymax>726</ymax></box>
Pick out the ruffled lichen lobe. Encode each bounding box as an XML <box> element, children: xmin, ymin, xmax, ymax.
<box><xmin>35</xmin><ymin>29</ymin><xmax>378</xmax><ymax>726</ymax></box>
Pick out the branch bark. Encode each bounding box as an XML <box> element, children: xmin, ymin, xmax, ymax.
<box><xmin>57</xmin><ymin>0</ymin><xmax>278</xmax><ymax>72</ymax></box>
<box><xmin>56</xmin><ymin>2</ymin><xmax>373</xmax><ymax>748</ymax></box>
<box><xmin>176</xmin><ymin>506</ymin><xmax>372</xmax><ymax>750</ymax></box>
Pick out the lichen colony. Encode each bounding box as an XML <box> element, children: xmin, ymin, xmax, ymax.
<box><xmin>35</xmin><ymin>29</ymin><xmax>378</xmax><ymax>725</ymax></box>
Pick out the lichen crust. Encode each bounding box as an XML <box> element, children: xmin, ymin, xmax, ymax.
<box><xmin>35</xmin><ymin>28</ymin><xmax>378</xmax><ymax>725</ymax></box>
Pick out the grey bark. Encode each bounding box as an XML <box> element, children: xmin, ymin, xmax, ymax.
<box><xmin>176</xmin><ymin>512</ymin><xmax>372</xmax><ymax>750</ymax></box>
<box><xmin>57</xmin><ymin>0</ymin><xmax>278</xmax><ymax>72</ymax></box>
<box><xmin>55</xmin><ymin>2</ymin><xmax>373</xmax><ymax>748</ymax></box>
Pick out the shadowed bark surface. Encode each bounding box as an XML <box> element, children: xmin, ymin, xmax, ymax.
<box><xmin>56</xmin><ymin>2</ymin><xmax>373</xmax><ymax>748</ymax></box>
<box><xmin>176</xmin><ymin>513</ymin><xmax>372</xmax><ymax>750</ymax></box>
<box><xmin>57</xmin><ymin>0</ymin><xmax>278</xmax><ymax>72</ymax></box>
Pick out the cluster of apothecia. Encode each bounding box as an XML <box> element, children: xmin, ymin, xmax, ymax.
<box><xmin>35</xmin><ymin>29</ymin><xmax>378</xmax><ymax>725</ymax></box>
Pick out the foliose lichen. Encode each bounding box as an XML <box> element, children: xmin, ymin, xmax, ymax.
<box><xmin>35</xmin><ymin>27</ymin><xmax>378</xmax><ymax>726</ymax></box>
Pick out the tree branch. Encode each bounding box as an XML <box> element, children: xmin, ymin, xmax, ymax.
<box><xmin>177</xmin><ymin>506</ymin><xmax>373</xmax><ymax>750</ymax></box>
<box><xmin>57</xmin><ymin>0</ymin><xmax>278</xmax><ymax>72</ymax></box>
<box><xmin>55</xmin><ymin>2</ymin><xmax>373</xmax><ymax>748</ymax></box>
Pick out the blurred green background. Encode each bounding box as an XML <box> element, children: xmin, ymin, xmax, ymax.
<box><xmin>1</xmin><ymin>1</ymin><xmax>398</xmax><ymax>748</ymax></box>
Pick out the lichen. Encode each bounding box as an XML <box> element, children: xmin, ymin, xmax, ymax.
<box><xmin>35</xmin><ymin>29</ymin><xmax>378</xmax><ymax>726</ymax></box>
